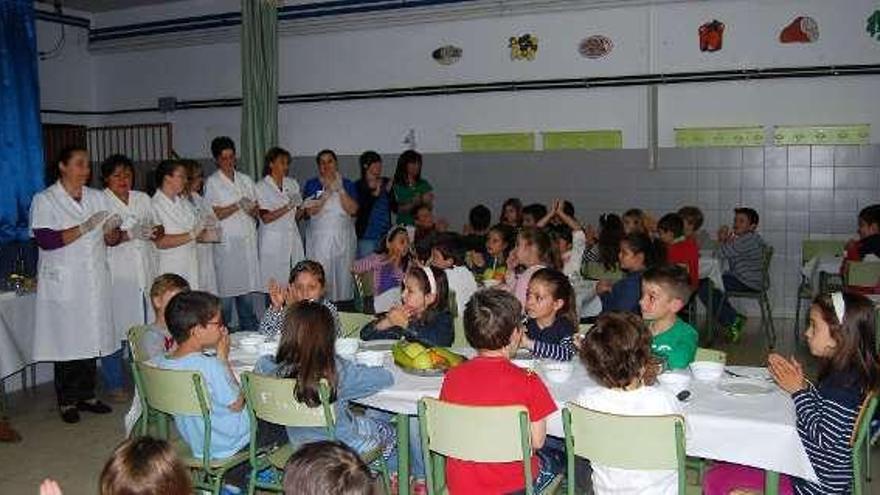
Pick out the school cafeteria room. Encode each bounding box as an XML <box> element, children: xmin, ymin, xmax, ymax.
<box><xmin>1</xmin><ymin>0</ymin><xmax>880</xmax><ymax>494</ymax></box>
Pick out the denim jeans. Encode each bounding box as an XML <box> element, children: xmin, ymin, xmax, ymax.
<box><xmin>365</xmin><ymin>410</ymin><xmax>425</xmax><ymax>478</ymax></box>
<box><xmin>697</xmin><ymin>273</ymin><xmax>756</xmax><ymax>327</ymax></box>
<box><xmin>221</xmin><ymin>294</ymin><xmax>259</xmax><ymax>332</ymax></box>
<box><xmin>100</xmin><ymin>347</ymin><xmax>126</xmax><ymax>392</ymax></box>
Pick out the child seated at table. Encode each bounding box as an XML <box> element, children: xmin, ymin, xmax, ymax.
<box><xmin>137</xmin><ymin>273</ymin><xmax>191</xmax><ymax>361</ymax></box>
<box><xmin>468</xmin><ymin>223</ymin><xmax>515</xmax><ymax>284</ymax></box>
<box><xmin>657</xmin><ymin>213</ymin><xmax>699</xmax><ymax>289</ymax></box>
<box><xmin>152</xmin><ymin>291</ymin><xmax>250</xmax><ymax>462</ymax></box>
<box><xmin>352</xmin><ymin>226</ymin><xmax>412</xmax><ymax>310</ymax></box>
<box><xmin>461</xmin><ymin>204</ymin><xmax>491</xmax><ymax>254</ymax></box>
<box><xmin>520</xmin><ymin>268</ymin><xmax>578</xmax><ymax>361</ymax></box>
<box><xmin>539</xmin><ymin>200</ymin><xmax>593</xmax><ymax>316</ymax></box>
<box><xmin>640</xmin><ymin>265</ymin><xmax>698</xmax><ymax>370</ymax></box>
<box><xmin>622</xmin><ymin>208</ymin><xmax>648</xmax><ymax>235</ymax></box>
<box><xmin>844</xmin><ymin>204</ymin><xmax>880</xmax><ymax>262</ymax></box>
<box><xmin>502</xmin><ymin>227</ymin><xmax>561</xmax><ymax>307</ymax></box>
<box><xmin>430</xmin><ymin>232</ymin><xmax>478</xmax><ymax>318</ymax></box>
<box><xmin>259</xmin><ymin>260</ymin><xmax>340</xmax><ymax>339</ymax></box>
<box><xmin>360</xmin><ymin>265</ymin><xmax>453</xmax><ymax>347</ymax></box>
<box><xmin>576</xmin><ymin>311</ymin><xmax>683</xmax><ymax>495</ymax></box>
<box><xmin>440</xmin><ymin>289</ymin><xmax>560</xmax><ymax>494</ymax></box>
<box><xmin>677</xmin><ymin>205</ymin><xmax>712</xmax><ymax>249</ymax></box>
<box><xmin>500</xmin><ymin>197</ymin><xmax>523</xmax><ymax>228</ymax></box>
<box><xmin>100</xmin><ymin>437</ymin><xmax>191</xmax><ymax>495</ymax></box>
<box><xmin>583</xmin><ymin>213</ymin><xmax>624</xmax><ymax>271</ymax></box>
<box><xmin>703</xmin><ymin>291</ymin><xmax>879</xmax><ymax>495</ymax></box>
<box><xmin>413</xmin><ymin>203</ymin><xmax>448</xmax><ymax>262</ymax></box>
<box><xmin>255</xmin><ymin>302</ymin><xmax>396</xmax><ymax>471</ymax></box>
<box><xmin>522</xmin><ymin>203</ymin><xmax>548</xmax><ymax>229</ymax></box>
<box><xmin>283</xmin><ymin>441</ymin><xmax>382</xmax><ymax>495</ymax></box>
<box><xmin>697</xmin><ymin>207</ymin><xmax>766</xmax><ymax>342</ymax></box>
<box><xmin>597</xmin><ymin>233</ymin><xmax>665</xmax><ymax>315</ymax></box>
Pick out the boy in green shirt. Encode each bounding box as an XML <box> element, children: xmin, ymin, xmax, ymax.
<box><xmin>639</xmin><ymin>264</ymin><xmax>698</xmax><ymax>370</ymax></box>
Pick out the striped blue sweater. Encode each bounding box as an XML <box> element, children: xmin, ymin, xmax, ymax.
<box><xmin>792</xmin><ymin>372</ymin><xmax>864</xmax><ymax>495</ymax></box>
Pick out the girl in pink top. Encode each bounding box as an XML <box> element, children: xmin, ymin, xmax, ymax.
<box><xmin>502</xmin><ymin>227</ymin><xmax>561</xmax><ymax>307</ymax></box>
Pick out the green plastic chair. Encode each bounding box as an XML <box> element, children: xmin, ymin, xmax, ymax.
<box><xmin>352</xmin><ymin>271</ymin><xmax>375</xmax><ymax>314</ymax></box>
<box><xmin>846</xmin><ymin>261</ymin><xmax>880</xmax><ymax>289</ymax></box>
<box><xmin>418</xmin><ymin>397</ymin><xmax>562</xmax><ymax>495</ymax></box>
<box><xmin>852</xmin><ymin>394</ymin><xmax>878</xmax><ymax>495</ymax></box>
<box><xmin>338</xmin><ymin>311</ymin><xmax>375</xmax><ymax>338</ymax></box>
<box><xmin>693</xmin><ymin>348</ymin><xmax>726</xmax><ymax>364</ymax></box>
<box><xmin>562</xmin><ymin>403</ymin><xmax>686</xmax><ymax>495</ymax></box>
<box><xmin>127</xmin><ymin>325</ymin><xmax>169</xmax><ymax>439</ymax></box>
<box><xmin>133</xmin><ymin>362</ymin><xmax>249</xmax><ymax>495</ymax></box>
<box><xmin>723</xmin><ymin>245</ymin><xmax>776</xmax><ymax>350</ymax></box>
<box><xmin>583</xmin><ymin>262</ymin><xmax>623</xmax><ymax>282</ymax></box>
<box><xmin>794</xmin><ymin>240</ymin><xmax>847</xmax><ymax>342</ymax></box>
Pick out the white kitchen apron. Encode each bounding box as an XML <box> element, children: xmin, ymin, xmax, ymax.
<box><xmin>30</xmin><ymin>183</ymin><xmax>116</xmax><ymax>361</ymax></box>
<box><xmin>305</xmin><ymin>190</ymin><xmax>355</xmax><ymax>301</ymax></box>
<box><xmin>205</xmin><ymin>170</ymin><xmax>260</xmax><ymax>297</ymax></box>
<box><xmin>151</xmin><ymin>190</ymin><xmax>200</xmax><ymax>290</ymax></box>
<box><xmin>104</xmin><ymin>189</ymin><xmax>157</xmax><ymax>342</ymax></box>
<box><xmin>257</xmin><ymin>175</ymin><xmax>304</xmax><ymax>288</ymax></box>
<box><xmin>190</xmin><ymin>192</ymin><xmax>218</xmax><ymax>294</ymax></box>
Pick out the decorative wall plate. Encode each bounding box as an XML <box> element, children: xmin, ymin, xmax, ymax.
<box><xmin>432</xmin><ymin>45</ymin><xmax>462</xmax><ymax>65</ymax></box>
<box><xmin>780</xmin><ymin>16</ymin><xmax>819</xmax><ymax>43</ymax></box>
<box><xmin>868</xmin><ymin>10</ymin><xmax>880</xmax><ymax>41</ymax></box>
<box><xmin>509</xmin><ymin>34</ymin><xmax>538</xmax><ymax>61</ymax></box>
<box><xmin>699</xmin><ymin>20</ymin><xmax>725</xmax><ymax>52</ymax></box>
<box><xmin>578</xmin><ymin>35</ymin><xmax>613</xmax><ymax>58</ymax></box>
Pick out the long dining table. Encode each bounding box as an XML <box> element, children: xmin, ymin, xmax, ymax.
<box><xmin>230</xmin><ymin>336</ymin><xmax>815</xmax><ymax>495</ymax></box>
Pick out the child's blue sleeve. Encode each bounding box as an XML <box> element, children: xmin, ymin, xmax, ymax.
<box><xmin>600</xmin><ymin>276</ymin><xmax>640</xmax><ymax>313</ymax></box>
<box><xmin>204</xmin><ymin>358</ymin><xmax>241</xmax><ymax>407</ymax></box>
<box><xmin>336</xmin><ymin>358</ymin><xmax>393</xmax><ymax>402</ymax></box>
<box><xmin>414</xmin><ymin>311</ymin><xmax>454</xmax><ymax>347</ymax></box>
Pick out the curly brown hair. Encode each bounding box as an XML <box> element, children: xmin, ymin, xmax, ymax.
<box><xmin>579</xmin><ymin>312</ymin><xmax>660</xmax><ymax>389</ymax></box>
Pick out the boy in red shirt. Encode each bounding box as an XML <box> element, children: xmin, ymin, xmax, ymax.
<box><xmin>657</xmin><ymin>213</ymin><xmax>699</xmax><ymax>289</ymax></box>
<box><xmin>439</xmin><ymin>289</ymin><xmax>559</xmax><ymax>494</ymax></box>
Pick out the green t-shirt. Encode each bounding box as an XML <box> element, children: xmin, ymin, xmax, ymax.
<box><xmin>651</xmin><ymin>318</ymin><xmax>698</xmax><ymax>370</ymax></box>
<box><xmin>393</xmin><ymin>179</ymin><xmax>433</xmax><ymax>225</ymax></box>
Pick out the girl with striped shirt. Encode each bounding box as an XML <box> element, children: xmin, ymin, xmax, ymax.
<box><xmin>704</xmin><ymin>291</ymin><xmax>879</xmax><ymax>494</ymax></box>
<box><xmin>519</xmin><ymin>268</ymin><xmax>578</xmax><ymax>361</ymax></box>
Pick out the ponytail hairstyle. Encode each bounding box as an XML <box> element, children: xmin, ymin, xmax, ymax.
<box><xmin>518</xmin><ymin>227</ymin><xmax>561</xmax><ymax>270</ymax></box>
<box><xmin>811</xmin><ymin>292</ymin><xmax>879</xmax><ymax>393</ymax></box>
<box><xmin>621</xmin><ymin>232</ymin><xmax>666</xmax><ymax>271</ymax></box>
<box><xmin>275</xmin><ymin>301</ymin><xmax>339</xmax><ymax>407</ymax></box>
<box><xmin>406</xmin><ymin>265</ymin><xmax>449</xmax><ymax>323</ymax></box>
<box><xmin>529</xmin><ymin>268</ymin><xmax>578</xmax><ymax>328</ymax></box>
<box><xmin>597</xmin><ymin>213</ymin><xmax>624</xmax><ymax>270</ymax></box>
<box><xmin>487</xmin><ymin>223</ymin><xmax>516</xmax><ymax>259</ymax></box>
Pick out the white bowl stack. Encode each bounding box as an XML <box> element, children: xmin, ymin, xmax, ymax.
<box><xmin>690</xmin><ymin>361</ymin><xmax>725</xmax><ymax>382</ymax></box>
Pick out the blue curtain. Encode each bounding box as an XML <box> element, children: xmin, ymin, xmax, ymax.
<box><xmin>0</xmin><ymin>0</ymin><xmax>45</xmax><ymax>243</ymax></box>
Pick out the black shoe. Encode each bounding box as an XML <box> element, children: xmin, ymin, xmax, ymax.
<box><xmin>60</xmin><ymin>406</ymin><xmax>80</xmax><ymax>424</ymax></box>
<box><xmin>76</xmin><ymin>399</ymin><xmax>112</xmax><ymax>414</ymax></box>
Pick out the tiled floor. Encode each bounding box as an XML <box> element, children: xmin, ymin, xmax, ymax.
<box><xmin>0</xmin><ymin>317</ymin><xmax>878</xmax><ymax>494</ymax></box>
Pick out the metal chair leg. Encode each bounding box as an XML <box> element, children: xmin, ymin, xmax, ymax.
<box><xmin>761</xmin><ymin>295</ymin><xmax>776</xmax><ymax>350</ymax></box>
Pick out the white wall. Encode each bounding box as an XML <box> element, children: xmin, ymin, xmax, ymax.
<box><xmin>66</xmin><ymin>0</ymin><xmax>880</xmax><ymax>156</ymax></box>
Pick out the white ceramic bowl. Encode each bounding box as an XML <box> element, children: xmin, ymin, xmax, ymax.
<box><xmin>657</xmin><ymin>371</ymin><xmax>692</xmax><ymax>395</ymax></box>
<box><xmin>335</xmin><ymin>338</ymin><xmax>360</xmax><ymax>357</ymax></box>
<box><xmin>512</xmin><ymin>358</ymin><xmax>536</xmax><ymax>370</ymax></box>
<box><xmin>239</xmin><ymin>335</ymin><xmax>264</xmax><ymax>353</ymax></box>
<box><xmin>690</xmin><ymin>361</ymin><xmax>725</xmax><ymax>382</ymax></box>
<box><xmin>259</xmin><ymin>341</ymin><xmax>278</xmax><ymax>356</ymax></box>
<box><xmin>355</xmin><ymin>350</ymin><xmax>386</xmax><ymax>367</ymax></box>
<box><xmin>542</xmin><ymin>361</ymin><xmax>573</xmax><ymax>383</ymax></box>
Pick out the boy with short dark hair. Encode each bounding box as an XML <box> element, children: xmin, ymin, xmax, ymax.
<box><xmin>657</xmin><ymin>213</ymin><xmax>699</xmax><ymax>289</ymax></box>
<box><xmin>845</xmin><ymin>204</ymin><xmax>880</xmax><ymax>261</ymax></box>
<box><xmin>283</xmin><ymin>441</ymin><xmax>380</xmax><ymax>495</ymax></box>
<box><xmin>151</xmin><ymin>291</ymin><xmax>250</xmax><ymax>461</ymax></box>
<box><xmin>462</xmin><ymin>204</ymin><xmax>492</xmax><ymax>254</ymax></box>
<box><xmin>439</xmin><ymin>289</ymin><xmax>559</xmax><ymax>494</ymax></box>
<box><xmin>698</xmin><ymin>207</ymin><xmax>767</xmax><ymax>341</ymax></box>
<box><xmin>677</xmin><ymin>205</ymin><xmax>711</xmax><ymax>249</ymax></box>
<box><xmin>640</xmin><ymin>265</ymin><xmax>698</xmax><ymax>370</ymax></box>
<box><xmin>430</xmin><ymin>232</ymin><xmax>478</xmax><ymax>318</ymax></box>
<box><xmin>522</xmin><ymin>203</ymin><xmax>548</xmax><ymax>229</ymax></box>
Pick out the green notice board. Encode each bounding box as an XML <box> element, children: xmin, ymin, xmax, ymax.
<box><xmin>542</xmin><ymin>130</ymin><xmax>623</xmax><ymax>150</ymax></box>
<box><xmin>458</xmin><ymin>133</ymin><xmax>535</xmax><ymax>152</ymax></box>
<box><xmin>675</xmin><ymin>127</ymin><xmax>765</xmax><ymax>148</ymax></box>
<box><xmin>772</xmin><ymin>125</ymin><xmax>870</xmax><ymax>145</ymax></box>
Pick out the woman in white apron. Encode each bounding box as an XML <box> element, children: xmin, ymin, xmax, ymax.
<box><xmin>204</xmin><ymin>136</ymin><xmax>261</xmax><ymax>331</ymax></box>
<box><xmin>30</xmin><ymin>146</ymin><xmax>118</xmax><ymax>423</ymax></box>
<box><xmin>303</xmin><ymin>149</ymin><xmax>359</xmax><ymax>301</ymax></box>
<box><xmin>257</xmin><ymin>147</ymin><xmax>304</xmax><ymax>289</ymax></box>
<box><xmin>100</xmin><ymin>155</ymin><xmax>160</xmax><ymax>401</ymax></box>
<box><xmin>182</xmin><ymin>159</ymin><xmax>219</xmax><ymax>294</ymax></box>
<box><xmin>152</xmin><ymin>160</ymin><xmax>202</xmax><ymax>289</ymax></box>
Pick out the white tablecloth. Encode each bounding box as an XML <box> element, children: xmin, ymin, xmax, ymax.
<box><xmin>801</xmin><ymin>254</ymin><xmax>843</xmax><ymax>296</ymax></box>
<box><xmin>0</xmin><ymin>292</ymin><xmax>37</xmax><ymax>380</ymax></box>
<box><xmin>229</xmin><ymin>341</ymin><xmax>816</xmax><ymax>483</ymax></box>
<box><xmin>699</xmin><ymin>254</ymin><xmax>725</xmax><ymax>292</ymax></box>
